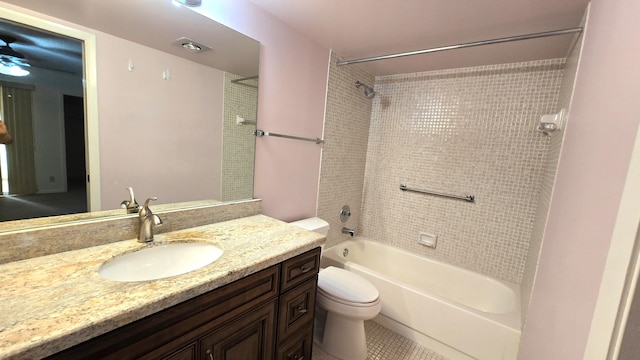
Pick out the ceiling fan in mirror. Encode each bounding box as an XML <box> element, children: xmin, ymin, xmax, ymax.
<box><xmin>0</xmin><ymin>34</ymin><xmax>30</xmax><ymax>77</ymax></box>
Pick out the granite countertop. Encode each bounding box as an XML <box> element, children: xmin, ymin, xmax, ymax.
<box><xmin>0</xmin><ymin>214</ymin><xmax>325</xmax><ymax>360</ymax></box>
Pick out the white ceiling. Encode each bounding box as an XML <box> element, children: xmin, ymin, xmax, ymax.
<box><xmin>0</xmin><ymin>0</ymin><xmax>591</xmax><ymax>77</ymax></box>
<box><xmin>0</xmin><ymin>0</ymin><xmax>260</xmax><ymax>77</ymax></box>
<box><xmin>246</xmin><ymin>0</ymin><xmax>590</xmax><ymax>76</ymax></box>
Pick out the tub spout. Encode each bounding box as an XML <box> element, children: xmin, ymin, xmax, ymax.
<box><xmin>342</xmin><ymin>227</ymin><xmax>356</xmax><ymax>237</ymax></box>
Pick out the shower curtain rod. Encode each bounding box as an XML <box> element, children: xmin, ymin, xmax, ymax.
<box><xmin>336</xmin><ymin>27</ymin><xmax>583</xmax><ymax>66</ymax></box>
<box><xmin>230</xmin><ymin>75</ymin><xmax>259</xmax><ymax>88</ymax></box>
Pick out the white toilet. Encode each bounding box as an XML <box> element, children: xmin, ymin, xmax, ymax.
<box><xmin>290</xmin><ymin>217</ymin><xmax>381</xmax><ymax>360</ymax></box>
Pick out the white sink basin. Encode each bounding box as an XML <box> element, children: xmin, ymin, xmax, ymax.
<box><xmin>99</xmin><ymin>242</ymin><xmax>224</xmax><ymax>282</ymax></box>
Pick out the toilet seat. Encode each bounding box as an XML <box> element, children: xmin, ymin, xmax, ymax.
<box><xmin>317</xmin><ymin>287</ymin><xmax>379</xmax><ymax>307</ymax></box>
<box><xmin>317</xmin><ymin>266</ymin><xmax>380</xmax><ymax>309</ymax></box>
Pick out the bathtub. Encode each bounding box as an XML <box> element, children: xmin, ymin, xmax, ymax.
<box><xmin>320</xmin><ymin>237</ymin><xmax>521</xmax><ymax>360</ymax></box>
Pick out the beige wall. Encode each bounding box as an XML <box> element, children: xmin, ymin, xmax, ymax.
<box><xmin>519</xmin><ymin>0</ymin><xmax>640</xmax><ymax>357</ymax></box>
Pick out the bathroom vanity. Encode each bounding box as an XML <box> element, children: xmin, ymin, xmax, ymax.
<box><xmin>0</xmin><ymin>213</ymin><xmax>324</xmax><ymax>360</ymax></box>
<box><xmin>48</xmin><ymin>248</ymin><xmax>320</xmax><ymax>360</ymax></box>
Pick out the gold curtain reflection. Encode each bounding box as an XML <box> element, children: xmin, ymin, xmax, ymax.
<box><xmin>1</xmin><ymin>84</ymin><xmax>36</xmax><ymax>195</ymax></box>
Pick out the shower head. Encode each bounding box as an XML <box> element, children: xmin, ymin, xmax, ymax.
<box><xmin>355</xmin><ymin>80</ymin><xmax>375</xmax><ymax>99</ymax></box>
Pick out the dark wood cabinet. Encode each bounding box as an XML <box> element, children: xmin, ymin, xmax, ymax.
<box><xmin>162</xmin><ymin>343</ymin><xmax>197</xmax><ymax>360</ymax></box>
<box><xmin>201</xmin><ymin>301</ymin><xmax>276</xmax><ymax>360</ymax></box>
<box><xmin>276</xmin><ymin>328</ymin><xmax>313</xmax><ymax>360</ymax></box>
<box><xmin>277</xmin><ymin>278</ymin><xmax>316</xmax><ymax>341</ymax></box>
<box><xmin>46</xmin><ymin>247</ymin><xmax>320</xmax><ymax>360</ymax></box>
<box><xmin>276</xmin><ymin>249</ymin><xmax>320</xmax><ymax>360</ymax></box>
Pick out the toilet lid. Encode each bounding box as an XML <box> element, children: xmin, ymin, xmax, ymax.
<box><xmin>318</xmin><ymin>266</ymin><xmax>379</xmax><ymax>303</ymax></box>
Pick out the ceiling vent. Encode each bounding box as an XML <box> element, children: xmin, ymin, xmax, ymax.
<box><xmin>172</xmin><ymin>37</ymin><xmax>212</xmax><ymax>53</ymax></box>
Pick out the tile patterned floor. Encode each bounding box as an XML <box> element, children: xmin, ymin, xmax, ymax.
<box><xmin>312</xmin><ymin>321</ymin><xmax>448</xmax><ymax>360</ymax></box>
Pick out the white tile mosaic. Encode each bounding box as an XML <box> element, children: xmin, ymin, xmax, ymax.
<box><xmin>317</xmin><ymin>52</ymin><xmax>374</xmax><ymax>248</ymax></box>
<box><xmin>361</xmin><ymin>60</ymin><xmax>565</xmax><ymax>283</ymax></box>
<box><xmin>222</xmin><ymin>73</ymin><xmax>257</xmax><ymax>201</ymax></box>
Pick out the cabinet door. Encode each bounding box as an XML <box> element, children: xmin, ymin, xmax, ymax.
<box><xmin>276</xmin><ymin>328</ymin><xmax>312</xmax><ymax>360</ymax></box>
<box><xmin>201</xmin><ymin>300</ymin><xmax>277</xmax><ymax>360</ymax></box>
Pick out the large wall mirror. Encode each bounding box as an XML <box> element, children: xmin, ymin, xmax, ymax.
<box><xmin>0</xmin><ymin>0</ymin><xmax>259</xmax><ymax>230</ymax></box>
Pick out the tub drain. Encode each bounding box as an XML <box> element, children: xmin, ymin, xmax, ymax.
<box><xmin>343</xmin><ymin>248</ymin><xmax>349</xmax><ymax>257</ymax></box>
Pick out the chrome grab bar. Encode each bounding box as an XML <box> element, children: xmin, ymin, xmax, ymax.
<box><xmin>400</xmin><ymin>184</ymin><xmax>475</xmax><ymax>203</ymax></box>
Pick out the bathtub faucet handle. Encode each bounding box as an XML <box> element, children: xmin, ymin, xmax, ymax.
<box><xmin>342</xmin><ymin>227</ymin><xmax>356</xmax><ymax>237</ymax></box>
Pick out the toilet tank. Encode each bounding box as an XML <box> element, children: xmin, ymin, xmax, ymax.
<box><xmin>290</xmin><ymin>217</ymin><xmax>330</xmax><ymax>236</ymax></box>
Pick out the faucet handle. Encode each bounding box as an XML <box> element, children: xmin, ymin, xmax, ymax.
<box><xmin>120</xmin><ymin>187</ymin><xmax>140</xmax><ymax>214</ymax></box>
<box><xmin>139</xmin><ymin>197</ymin><xmax>158</xmax><ymax>219</ymax></box>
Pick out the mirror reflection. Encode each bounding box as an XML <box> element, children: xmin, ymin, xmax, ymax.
<box><xmin>0</xmin><ymin>1</ymin><xmax>259</xmax><ymax>225</ymax></box>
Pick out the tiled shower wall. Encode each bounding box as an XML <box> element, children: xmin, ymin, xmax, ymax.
<box><xmin>317</xmin><ymin>52</ymin><xmax>374</xmax><ymax>247</ymax></box>
<box><xmin>221</xmin><ymin>73</ymin><xmax>257</xmax><ymax>201</ymax></box>
<box><xmin>360</xmin><ymin>60</ymin><xmax>565</xmax><ymax>283</ymax></box>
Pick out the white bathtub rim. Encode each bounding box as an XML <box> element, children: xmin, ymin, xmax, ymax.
<box><xmin>323</xmin><ymin>238</ymin><xmax>522</xmax><ymax>331</ymax></box>
<box><xmin>346</xmin><ymin>236</ymin><xmax>520</xmax><ymax>291</ymax></box>
<box><xmin>343</xmin><ymin>259</ymin><xmax>522</xmax><ymax>332</ymax></box>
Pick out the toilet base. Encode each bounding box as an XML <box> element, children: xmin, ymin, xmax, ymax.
<box><xmin>315</xmin><ymin>311</ymin><xmax>367</xmax><ymax>360</ymax></box>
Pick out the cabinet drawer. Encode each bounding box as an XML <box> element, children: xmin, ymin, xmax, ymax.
<box><xmin>276</xmin><ymin>328</ymin><xmax>313</xmax><ymax>360</ymax></box>
<box><xmin>280</xmin><ymin>248</ymin><xmax>320</xmax><ymax>292</ymax></box>
<box><xmin>277</xmin><ymin>278</ymin><xmax>317</xmax><ymax>342</ymax></box>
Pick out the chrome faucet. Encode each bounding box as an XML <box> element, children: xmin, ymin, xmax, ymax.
<box><xmin>121</xmin><ymin>187</ymin><xmax>140</xmax><ymax>214</ymax></box>
<box><xmin>342</xmin><ymin>227</ymin><xmax>356</xmax><ymax>237</ymax></box>
<box><xmin>138</xmin><ymin>197</ymin><xmax>163</xmax><ymax>243</ymax></box>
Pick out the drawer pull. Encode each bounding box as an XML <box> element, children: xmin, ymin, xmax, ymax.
<box><xmin>206</xmin><ymin>349</ymin><xmax>214</xmax><ymax>360</ymax></box>
<box><xmin>297</xmin><ymin>306</ymin><xmax>308</xmax><ymax>314</ymax></box>
<box><xmin>299</xmin><ymin>266</ymin><xmax>311</xmax><ymax>273</ymax></box>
